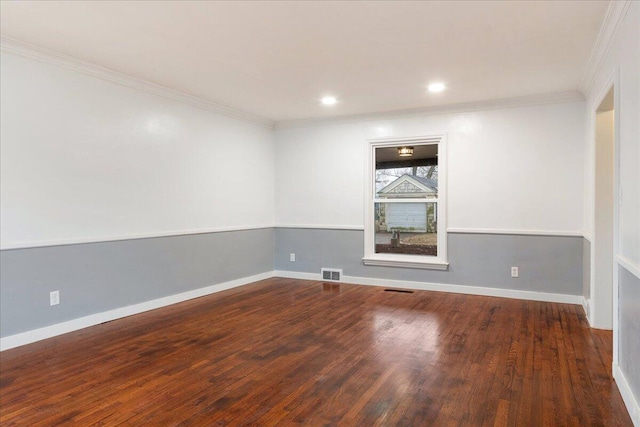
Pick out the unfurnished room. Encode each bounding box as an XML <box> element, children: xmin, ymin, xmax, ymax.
<box><xmin>0</xmin><ymin>1</ymin><xmax>639</xmax><ymax>425</ymax></box>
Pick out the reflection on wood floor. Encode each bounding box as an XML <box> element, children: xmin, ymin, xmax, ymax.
<box><xmin>0</xmin><ymin>278</ymin><xmax>632</xmax><ymax>426</ymax></box>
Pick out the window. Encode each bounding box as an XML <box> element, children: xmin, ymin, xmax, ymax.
<box><xmin>363</xmin><ymin>136</ymin><xmax>448</xmax><ymax>269</ymax></box>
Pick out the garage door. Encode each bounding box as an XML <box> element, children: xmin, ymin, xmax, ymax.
<box><xmin>387</xmin><ymin>203</ymin><xmax>427</xmax><ymax>232</ymax></box>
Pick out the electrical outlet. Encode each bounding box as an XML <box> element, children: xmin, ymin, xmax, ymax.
<box><xmin>50</xmin><ymin>290</ymin><xmax>60</xmax><ymax>306</ymax></box>
<box><xmin>290</xmin><ymin>253</ymin><xmax>296</xmax><ymax>262</ymax></box>
<box><xmin>511</xmin><ymin>267</ymin><xmax>519</xmax><ymax>278</ymax></box>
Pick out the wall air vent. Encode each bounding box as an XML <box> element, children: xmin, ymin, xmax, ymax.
<box><xmin>321</xmin><ymin>268</ymin><xmax>342</xmax><ymax>282</ymax></box>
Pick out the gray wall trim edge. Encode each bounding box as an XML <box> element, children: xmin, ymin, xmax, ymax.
<box><xmin>613</xmin><ymin>364</ymin><xmax>640</xmax><ymax>427</ymax></box>
<box><xmin>617</xmin><ymin>264</ymin><xmax>640</xmax><ymax>425</ymax></box>
<box><xmin>446</xmin><ymin>228</ymin><xmax>585</xmax><ymax>237</ymax></box>
<box><xmin>617</xmin><ymin>254</ymin><xmax>640</xmax><ymax>280</ymax></box>
<box><xmin>274</xmin><ymin>270</ymin><xmax>582</xmax><ymax>305</ymax></box>
<box><xmin>2</xmin><ymin>226</ymin><xmax>593</xmax><ymax>251</ymax></box>
<box><xmin>0</xmin><ymin>271</ymin><xmax>275</xmax><ymax>352</ymax></box>
<box><xmin>275</xmin><ymin>225</ymin><xmax>586</xmax><ymax>237</ymax></box>
<box><xmin>1</xmin><ymin>225</ymin><xmax>275</xmax><ymax>251</ymax></box>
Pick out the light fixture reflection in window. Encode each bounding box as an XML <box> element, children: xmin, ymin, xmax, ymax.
<box><xmin>397</xmin><ymin>146</ymin><xmax>414</xmax><ymax>157</ymax></box>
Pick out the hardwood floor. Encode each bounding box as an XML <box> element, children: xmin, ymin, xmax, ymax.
<box><xmin>0</xmin><ymin>278</ymin><xmax>632</xmax><ymax>426</ymax></box>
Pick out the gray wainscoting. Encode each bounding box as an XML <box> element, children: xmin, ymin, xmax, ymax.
<box><xmin>0</xmin><ymin>228</ymin><xmax>274</xmax><ymax>338</ymax></box>
<box><xmin>619</xmin><ymin>265</ymin><xmax>640</xmax><ymax>401</ymax></box>
<box><xmin>275</xmin><ymin>228</ymin><xmax>583</xmax><ymax>296</ymax></box>
<box><xmin>583</xmin><ymin>238</ymin><xmax>591</xmax><ymax>300</ymax></box>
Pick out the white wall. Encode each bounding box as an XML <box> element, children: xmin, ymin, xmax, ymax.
<box><xmin>275</xmin><ymin>101</ymin><xmax>586</xmax><ymax>234</ymax></box>
<box><xmin>585</xmin><ymin>4</ymin><xmax>640</xmax><ymax>267</ymax></box>
<box><xmin>585</xmin><ymin>2</ymin><xmax>640</xmax><ymax>424</ymax></box>
<box><xmin>0</xmin><ymin>51</ymin><xmax>275</xmax><ymax>249</ymax></box>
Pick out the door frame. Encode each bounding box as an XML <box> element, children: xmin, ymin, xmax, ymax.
<box><xmin>590</xmin><ymin>67</ymin><xmax>620</xmax><ymax>366</ymax></box>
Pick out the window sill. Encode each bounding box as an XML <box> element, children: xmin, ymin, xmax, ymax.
<box><xmin>362</xmin><ymin>255</ymin><xmax>449</xmax><ymax>270</ymax></box>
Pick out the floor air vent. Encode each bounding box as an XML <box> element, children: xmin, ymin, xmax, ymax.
<box><xmin>384</xmin><ymin>289</ymin><xmax>414</xmax><ymax>294</ymax></box>
<box><xmin>321</xmin><ymin>268</ymin><xmax>342</xmax><ymax>282</ymax></box>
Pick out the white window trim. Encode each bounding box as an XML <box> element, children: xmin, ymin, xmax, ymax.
<box><xmin>362</xmin><ymin>135</ymin><xmax>448</xmax><ymax>270</ymax></box>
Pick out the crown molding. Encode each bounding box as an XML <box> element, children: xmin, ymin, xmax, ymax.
<box><xmin>579</xmin><ymin>1</ymin><xmax>632</xmax><ymax>97</ymax></box>
<box><xmin>0</xmin><ymin>35</ymin><xmax>592</xmax><ymax>132</ymax></box>
<box><xmin>274</xmin><ymin>91</ymin><xmax>585</xmax><ymax>130</ymax></box>
<box><xmin>0</xmin><ymin>37</ymin><xmax>274</xmax><ymax>129</ymax></box>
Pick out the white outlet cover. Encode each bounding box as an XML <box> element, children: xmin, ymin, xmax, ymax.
<box><xmin>50</xmin><ymin>290</ymin><xmax>60</xmax><ymax>306</ymax></box>
<box><xmin>290</xmin><ymin>253</ymin><xmax>296</xmax><ymax>262</ymax></box>
<box><xmin>511</xmin><ymin>267</ymin><xmax>519</xmax><ymax>278</ymax></box>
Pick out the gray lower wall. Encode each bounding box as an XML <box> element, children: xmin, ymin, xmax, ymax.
<box><xmin>0</xmin><ymin>227</ymin><xmax>588</xmax><ymax>340</ymax></box>
<box><xmin>275</xmin><ymin>228</ymin><xmax>583</xmax><ymax>296</ymax></box>
<box><xmin>619</xmin><ymin>265</ymin><xmax>640</xmax><ymax>403</ymax></box>
<box><xmin>0</xmin><ymin>228</ymin><xmax>274</xmax><ymax>338</ymax></box>
<box><xmin>583</xmin><ymin>238</ymin><xmax>591</xmax><ymax>301</ymax></box>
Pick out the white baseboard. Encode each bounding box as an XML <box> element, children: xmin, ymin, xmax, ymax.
<box><xmin>582</xmin><ymin>296</ymin><xmax>591</xmax><ymax>323</ymax></box>
<box><xmin>0</xmin><ymin>271</ymin><xmax>275</xmax><ymax>351</ymax></box>
<box><xmin>273</xmin><ymin>270</ymin><xmax>582</xmax><ymax>305</ymax></box>
<box><xmin>614</xmin><ymin>363</ymin><xmax>640</xmax><ymax>426</ymax></box>
<box><xmin>0</xmin><ymin>270</ymin><xmax>584</xmax><ymax>352</ymax></box>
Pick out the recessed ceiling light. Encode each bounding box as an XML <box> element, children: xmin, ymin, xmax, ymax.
<box><xmin>321</xmin><ymin>96</ymin><xmax>337</xmax><ymax>105</ymax></box>
<box><xmin>428</xmin><ymin>82</ymin><xmax>446</xmax><ymax>93</ymax></box>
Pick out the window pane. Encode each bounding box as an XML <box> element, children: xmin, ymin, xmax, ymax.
<box><xmin>374</xmin><ymin>202</ymin><xmax>437</xmax><ymax>256</ymax></box>
<box><xmin>375</xmin><ymin>145</ymin><xmax>438</xmax><ymax>199</ymax></box>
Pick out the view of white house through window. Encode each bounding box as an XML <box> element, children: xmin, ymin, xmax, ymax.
<box><xmin>364</xmin><ymin>136</ymin><xmax>447</xmax><ymax>269</ymax></box>
<box><xmin>374</xmin><ymin>144</ymin><xmax>439</xmax><ymax>256</ymax></box>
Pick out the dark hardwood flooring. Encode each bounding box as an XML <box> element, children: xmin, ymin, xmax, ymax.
<box><xmin>0</xmin><ymin>278</ymin><xmax>632</xmax><ymax>426</ymax></box>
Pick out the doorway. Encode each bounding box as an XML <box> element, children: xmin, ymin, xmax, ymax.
<box><xmin>591</xmin><ymin>86</ymin><xmax>615</xmax><ymax>332</ymax></box>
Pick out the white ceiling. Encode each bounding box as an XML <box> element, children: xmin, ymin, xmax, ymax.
<box><xmin>0</xmin><ymin>1</ymin><xmax>608</xmax><ymax>123</ymax></box>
